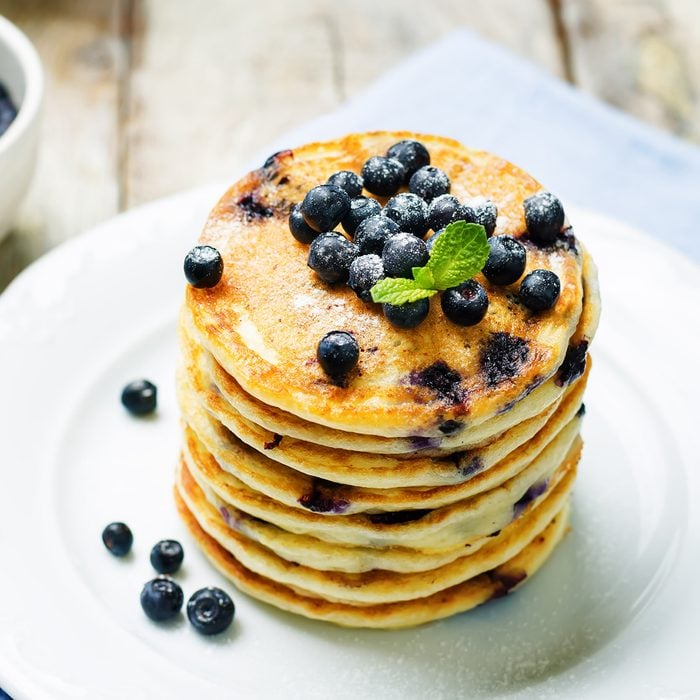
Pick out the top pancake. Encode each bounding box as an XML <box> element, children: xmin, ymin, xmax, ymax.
<box><xmin>186</xmin><ymin>131</ymin><xmax>585</xmax><ymax>437</ymax></box>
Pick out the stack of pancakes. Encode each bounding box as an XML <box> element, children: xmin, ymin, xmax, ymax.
<box><xmin>175</xmin><ymin>132</ymin><xmax>600</xmax><ymax>629</ymax></box>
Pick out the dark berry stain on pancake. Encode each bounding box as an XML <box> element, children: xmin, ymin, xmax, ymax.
<box><xmin>298</xmin><ymin>479</ymin><xmax>350</xmax><ymax>514</ymax></box>
<box><xmin>558</xmin><ymin>226</ymin><xmax>579</xmax><ymax>253</ymax></box>
<box><xmin>480</xmin><ymin>332</ymin><xmax>530</xmax><ymax>387</ymax></box>
<box><xmin>263</xmin><ymin>433</ymin><xmax>283</xmax><ymax>450</ymax></box>
<box><xmin>576</xmin><ymin>402</ymin><xmax>586</xmax><ymax>418</ymax></box>
<box><xmin>556</xmin><ymin>341</ymin><xmax>588</xmax><ymax>386</ymax></box>
<box><xmin>368</xmin><ymin>509</ymin><xmax>431</xmax><ymax>525</ymax></box>
<box><xmin>408</xmin><ymin>361</ymin><xmax>467</xmax><ymax>406</ymax></box>
<box><xmin>487</xmin><ymin>568</ymin><xmax>527</xmax><ymax>598</ymax></box>
<box><xmin>438</xmin><ymin>419</ymin><xmax>463</xmax><ymax>435</ymax></box>
<box><xmin>459</xmin><ymin>455</ymin><xmax>484</xmax><ymax>479</ymax></box>
<box><xmin>262</xmin><ymin>149</ymin><xmax>294</xmax><ymax>179</ymax></box>
<box><xmin>409</xmin><ymin>436</ymin><xmax>442</xmax><ymax>451</ymax></box>
<box><xmin>440</xmin><ymin>451</ymin><xmax>483</xmax><ymax>479</ymax></box>
<box><xmin>236</xmin><ymin>192</ymin><xmax>275</xmax><ymax>220</ymax></box>
<box><xmin>513</xmin><ymin>479</ymin><xmax>549</xmax><ymax>519</ymax></box>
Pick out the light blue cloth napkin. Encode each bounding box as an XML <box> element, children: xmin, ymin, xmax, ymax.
<box><xmin>268</xmin><ymin>29</ymin><xmax>700</xmax><ymax>263</ymax></box>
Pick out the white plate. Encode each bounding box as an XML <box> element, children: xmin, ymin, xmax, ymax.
<box><xmin>0</xmin><ymin>189</ymin><xmax>698</xmax><ymax>700</ymax></box>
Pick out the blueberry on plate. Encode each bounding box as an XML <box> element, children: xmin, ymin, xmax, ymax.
<box><xmin>428</xmin><ymin>194</ymin><xmax>462</xmax><ymax>232</ymax></box>
<box><xmin>383</xmin><ymin>298</ymin><xmax>430</xmax><ymax>329</ymax></box>
<box><xmin>361</xmin><ymin>156</ymin><xmax>406</xmax><ymax>197</ymax></box>
<box><xmin>187</xmin><ymin>587</ymin><xmax>235</xmax><ymax>636</ymax></box>
<box><xmin>140</xmin><ymin>577</ymin><xmax>184</xmax><ymax>622</ymax></box>
<box><xmin>386</xmin><ymin>140</ymin><xmax>430</xmax><ymax>180</ymax></box>
<box><xmin>461</xmin><ymin>197</ymin><xmax>498</xmax><ymax>236</ymax></box>
<box><xmin>342</xmin><ymin>196</ymin><xmax>382</xmax><ymax>236</ymax></box>
<box><xmin>348</xmin><ymin>254</ymin><xmax>385</xmax><ymax>302</ymax></box>
<box><xmin>408</xmin><ymin>166</ymin><xmax>450</xmax><ymax>202</ymax></box>
<box><xmin>382</xmin><ymin>232</ymin><xmax>429</xmax><ymax>279</ymax></box>
<box><xmin>482</xmin><ymin>235</ymin><xmax>526</xmax><ymax>285</ymax></box>
<box><xmin>327</xmin><ymin>170</ymin><xmax>363</xmax><ymax>198</ymax></box>
<box><xmin>102</xmin><ymin>522</ymin><xmax>133</xmax><ymax>557</ymax></box>
<box><xmin>441</xmin><ymin>280</ymin><xmax>489</xmax><ymax>326</ymax></box>
<box><xmin>301</xmin><ymin>184</ymin><xmax>351</xmax><ymax>232</ymax></box>
<box><xmin>121</xmin><ymin>379</ymin><xmax>157</xmax><ymax>415</ymax></box>
<box><xmin>184</xmin><ymin>245</ymin><xmax>224</xmax><ymax>288</ymax></box>
<box><xmin>383</xmin><ymin>192</ymin><xmax>429</xmax><ymax>236</ymax></box>
<box><xmin>519</xmin><ymin>269</ymin><xmax>561</xmax><ymax>311</ymax></box>
<box><xmin>307</xmin><ymin>232</ymin><xmax>358</xmax><ymax>283</ymax></box>
<box><xmin>354</xmin><ymin>215</ymin><xmax>400</xmax><ymax>255</ymax></box>
<box><xmin>288</xmin><ymin>203</ymin><xmax>319</xmax><ymax>244</ymax></box>
<box><xmin>150</xmin><ymin>539</ymin><xmax>184</xmax><ymax>575</ymax></box>
<box><xmin>317</xmin><ymin>331</ymin><xmax>360</xmax><ymax>379</ymax></box>
<box><xmin>523</xmin><ymin>191</ymin><xmax>565</xmax><ymax>244</ymax></box>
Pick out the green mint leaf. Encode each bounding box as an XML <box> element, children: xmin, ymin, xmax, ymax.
<box><xmin>412</xmin><ymin>266</ymin><xmax>435</xmax><ymax>289</ymax></box>
<box><xmin>370</xmin><ymin>277</ymin><xmax>438</xmax><ymax>305</ymax></box>
<box><xmin>426</xmin><ymin>221</ymin><xmax>490</xmax><ymax>290</ymax></box>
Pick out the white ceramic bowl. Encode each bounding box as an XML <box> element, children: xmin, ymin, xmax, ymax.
<box><xmin>0</xmin><ymin>16</ymin><xmax>43</xmax><ymax>241</ymax></box>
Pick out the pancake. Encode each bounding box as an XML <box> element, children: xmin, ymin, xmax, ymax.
<box><xmin>175</xmin><ymin>474</ymin><xmax>572</xmax><ymax>628</ymax></box>
<box><xmin>182</xmin><ymin>423</ymin><xmax>582</xmax><ymax>549</ymax></box>
<box><xmin>174</xmin><ymin>130</ymin><xmax>600</xmax><ymax>628</ymax></box>
<box><xmin>184</xmin><ymin>246</ymin><xmax>599</xmax><ymax>453</ymax></box>
<box><xmin>186</xmin><ymin>131</ymin><xmax>587</xmax><ymax>437</ymax></box>
<box><xmin>177</xmin><ymin>360</ymin><xmax>588</xmax><ymax>508</ymax></box>
<box><xmin>176</xmin><ymin>454</ymin><xmax>576</xmax><ymax>605</ymax></box>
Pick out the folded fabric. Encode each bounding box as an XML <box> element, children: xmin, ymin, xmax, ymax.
<box><xmin>264</xmin><ymin>29</ymin><xmax>700</xmax><ymax>263</ymax></box>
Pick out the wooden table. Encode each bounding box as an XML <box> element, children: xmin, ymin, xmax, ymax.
<box><xmin>1</xmin><ymin>0</ymin><xmax>698</xmax><ymax>291</ymax></box>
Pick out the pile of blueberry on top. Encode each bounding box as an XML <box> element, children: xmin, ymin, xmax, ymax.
<box><xmin>286</xmin><ymin>139</ymin><xmax>568</xmax><ymax>381</ymax></box>
<box><xmin>290</xmin><ymin>140</ymin><xmax>564</xmax><ymax>327</ymax></box>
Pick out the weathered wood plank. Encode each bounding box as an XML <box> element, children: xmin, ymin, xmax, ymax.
<box><xmin>0</xmin><ymin>0</ymin><xmax>126</xmax><ymax>291</ymax></box>
<box><xmin>123</xmin><ymin>0</ymin><xmax>564</xmax><ymax>207</ymax></box>
<box><xmin>559</xmin><ymin>0</ymin><xmax>700</xmax><ymax>142</ymax></box>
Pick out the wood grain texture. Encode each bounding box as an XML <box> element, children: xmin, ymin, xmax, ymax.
<box><xmin>123</xmin><ymin>0</ymin><xmax>564</xmax><ymax>207</ymax></box>
<box><xmin>559</xmin><ymin>0</ymin><xmax>700</xmax><ymax>142</ymax></box>
<box><xmin>0</xmin><ymin>0</ymin><xmax>128</xmax><ymax>291</ymax></box>
<box><xmin>1</xmin><ymin>0</ymin><xmax>698</xmax><ymax>293</ymax></box>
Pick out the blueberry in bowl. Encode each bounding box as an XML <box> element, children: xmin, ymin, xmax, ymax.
<box><xmin>0</xmin><ymin>17</ymin><xmax>44</xmax><ymax>240</ymax></box>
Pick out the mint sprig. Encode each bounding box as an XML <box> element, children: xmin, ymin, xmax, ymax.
<box><xmin>370</xmin><ymin>221</ymin><xmax>490</xmax><ymax>305</ymax></box>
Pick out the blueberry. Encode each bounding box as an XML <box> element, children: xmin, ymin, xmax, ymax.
<box><xmin>150</xmin><ymin>540</ymin><xmax>184</xmax><ymax>574</ymax></box>
<box><xmin>441</xmin><ymin>280</ymin><xmax>489</xmax><ymax>326</ymax></box>
<box><xmin>519</xmin><ymin>269</ymin><xmax>561</xmax><ymax>311</ymax></box>
<box><xmin>102</xmin><ymin>522</ymin><xmax>133</xmax><ymax>557</ymax></box>
<box><xmin>288</xmin><ymin>203</ymin><xmax>319</xmax><ymax>243</ymax></box>
<box><xmin>386</xmin><ymin>140</ymin><xmax>430</xmax><ymax>180</ymax></box>
<box><xmin>327</xmin><ymin>171</ymin><xmax>363</xmax><ymax>198</ymax></box>
<box><xmin>383</xmin><ymin>298</ymin><xmax>430</xmax><ymax>329</ymax></box>
<box><xmin>301</xmin><ymin>185</ymin><xmax>351</xmax><ymax>232</ymax></box>
<box><xmin>307</xmin><ymin>232</ymin><xmax>358</xmax><ymax>283</ymax></box>
<box><xmin>121</xmin><ymin>379</ymin><xmax>157</xmax><ymax>415</ymax></box>
<box><xmin>383</xmin><ymin>193</ymin><xmax>429</xmax><ymax>236</ymax></box>
<box><xmin>317</xmin><ymin>331</ymin><xmax>360</xmax><ymax>379</ymax></box>
<box><xmin>187</xmin><ymin>587</ymin><xmax>235</xmax><ymax>636</ymax></box>
<box><xmin>524</xmin><ymin>191</ymin><xmax>565</xmax><ymax>244</ymax></box>
<box><xmin>409</xmin><ymin>166</ymin><xmax>450</xmax><ymax>202</ymax></box>
<box><xmin>461</xmin><ymin>197</ymin><xmax>498</xmax><ymax>236</ymax></box>
<box><xmin>184</xmin><ymin>245</ymin><xmax>224</xmax><ymax>288</ymax></box>
<box><xmin>348</xmin><ymin>254</ymin><xmax>385</xmax><ymax>302</ymax></box>
<box><xmin>425</xmin><ymin>228</ymin><xmax>444</xmax><ymax>252</ymax></box>
<box><xmin>140</xmin><ymin>577</ymin><xmax>184</xmax><ymax>622</ymax></box>
<box><xmin>354</xmin><ymin>215</ymin><xmax>400</xmax><ymax>255</ymax></box>
<box><xmin>482</xmin><ymin>235</ymin><xmax>526</xmax><ymax>285</ymax></box>
<box><xmin>382</xmin><ymin>232</ymin><xmax>429</xmax><ymax>278</ymax></box>
<box><xmin>342</xmin><ymin>196</ymin><xmax>382</xmax><ymax>236</ymax></box>
<box><xmin>428</xmin><ymin>194</ymin><xmax>462</xmax><ymax>231</ymax></box>
<box><xmin>361</xmin><ymin>156</ymin><xmax>405</xmax><ymax>197</ymax></box>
